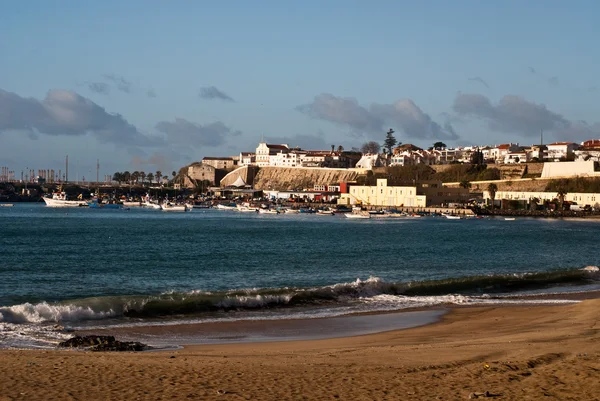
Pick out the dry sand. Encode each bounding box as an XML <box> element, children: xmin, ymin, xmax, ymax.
<box><xmin>1</xmin><ymin>300</ymin><xmax>599</xmax><ymax>401</ymax></box>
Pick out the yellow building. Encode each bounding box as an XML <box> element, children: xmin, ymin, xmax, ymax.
<box><xmin>339</xmin><ymin>179</ymin><xmax>427</xmax><ymax>207</ymax></box>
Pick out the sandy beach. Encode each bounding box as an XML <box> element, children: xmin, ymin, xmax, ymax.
<box><xmin>1</xmin><ymin>300</ymin><xmax>599</xmax><ymax>401</ymax></box>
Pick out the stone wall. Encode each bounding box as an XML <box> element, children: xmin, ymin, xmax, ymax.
<box><xmin>220</xmin><ymin>166</ymin><xmax>260</xmax><ymax>187</ymax></box>
<box><xmin>253</xmin><ymin>167</ymin><xmax>361</xmax><ymax>190</ymax></box>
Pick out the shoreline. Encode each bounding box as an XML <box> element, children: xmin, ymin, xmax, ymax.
<box><xmin>1</xmin><ymin>300</ymin><xmax>598</xmax><ymax>400</ymax></box>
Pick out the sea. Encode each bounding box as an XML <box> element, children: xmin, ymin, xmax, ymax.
<box><xmin>1</xmin><ymin>203</ymin><xmax>599</xmax><ymax>349</ymax></box>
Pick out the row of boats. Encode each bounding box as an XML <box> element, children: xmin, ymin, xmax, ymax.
<box><xmin>214</xmin><ymin>203</ymin><xmax>478</xmax><ymax>219</ymax></box>
<box><xmin>42</xmin><ymin>191</ymin><xmax>509</xmax><ymax>220</ymax></box>
<box><xmin>42</xmin><ymin>191</ymin><xmax>192</xmax><ymax>212</ymax></box>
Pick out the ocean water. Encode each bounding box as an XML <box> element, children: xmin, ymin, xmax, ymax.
<box><xmin>1</xmin><ymin>203</ymin><xmax>599</xmax><ymax>349</ymax></box>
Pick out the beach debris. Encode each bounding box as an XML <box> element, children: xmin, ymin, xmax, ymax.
<box><xmin>58</xmin><ymin>335</ymin><xmax>148</xmax><ymax>352</ymax></box>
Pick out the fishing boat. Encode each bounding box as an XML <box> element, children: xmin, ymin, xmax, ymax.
<box><xmin>161</xmin><ymin>202</ymin><xmax>188</xmax><ymax>212</ymax></box>
<box><xmin>143</xmin><ymin>201</ymin><xmax>162</xmax><ymax>209</ymax></box>
<box><xmin>87</xmin><ymin>199</ymin><xmax>122</xmax><ymax>209</ymax></box>
<box><xmin>316</xmin><ymin>208</ymin><xmax>334</xmax><ymax>215</ymax></box>
<box><xmin>236</xmin><ymin>203</ymin><xmax>258</xmax><ymax>212</ymax></box>
<box><xmin>344</xmin><ymin>212</ymin><xmax>371</xmax><ymax>219</ymax></box>
<box><xmin>43</xmin><ymin>190</ymin><xmax>87</xmax><ymax>208</ymax></box>
<box><xmin>258</xmin><ymin>208</ymin><xmax>279</xmax><ymax>214</ymax></box>
<box><xmin>216</xmin><ymin>203</ymin><xmax>237</xmax><ymax>211</ymax></box>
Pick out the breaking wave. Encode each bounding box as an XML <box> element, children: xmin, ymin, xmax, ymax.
<box><xmin>1</xmin><ymin>267</ymin><xmax>597</xmax><ymax>324</ymax></box>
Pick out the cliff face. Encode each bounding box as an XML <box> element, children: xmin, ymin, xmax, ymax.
<box><xmin>253</xmin><ymin>167</ymin><xmax>360</xmax><ymax>190</ymax></box>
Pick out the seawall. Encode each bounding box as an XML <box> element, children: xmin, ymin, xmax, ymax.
<box><xmin>252</xmin><ymin>167</ymin><xmax>361</xmax><ymax>191</ymax></box>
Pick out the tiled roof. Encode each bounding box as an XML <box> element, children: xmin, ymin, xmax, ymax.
<box><xmin>266</xmin><ymin>144</ymin><xmax>289</xmax><ymax>150</ymax></box>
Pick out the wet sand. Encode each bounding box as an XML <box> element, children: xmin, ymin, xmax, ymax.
<box><xmin>1</xmin><ymin>300</ymin><xmax>599</xmax><ymax>400</ymax></box>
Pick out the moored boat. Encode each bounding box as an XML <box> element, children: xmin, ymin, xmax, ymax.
<box><xmin>43</xmin><ymin>190</ymin><xmax>87</xmax><ymax>208</ymax></box>
<box><xmin>161</xmin><ymin>202</ymin><xmax>188</xmax><ymax>212</ymax></box>
<box><xmin>344</xmin><ymin>212</ymin><xmax>371</xmax><ymax>219</ymax></box>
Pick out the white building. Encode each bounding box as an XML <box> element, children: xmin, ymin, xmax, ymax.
<box><xmin>483</xmin><ymin>190</ymin><xmax>600</xmax><ymax>209</ymax></box>
<box><xmin>255</xmin><ymin>142</ymin><xmax>289</xmax><ymax>167</ymax></box>
<box><xmin>504</xmin><ymin>151</ymin><xmax>528</xmax><ymax>164</ymax></box>
<box><xmin>546</xmin><ymin>142</ymin><xmax>579</xmax><ymax>161</ymax></box>
<box><xmin>239</xmin><ymin>152</ymin><xmax>256</xmax><ymax>166</ymax></box>
<box><xmin>271</xmin><ymin>151</ymin><xmax>303</xmax><ymax>167</ymax></box>
<box><xmin>339</xmin><ymin>179</ymin><xmax>426</xmax><ymax>207</ymax></box>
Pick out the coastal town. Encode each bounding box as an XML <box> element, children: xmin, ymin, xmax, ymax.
<box><xmin>3</xmin><ymin>132</ymin><xmax>600</xmax><ymax>216</ymax></box>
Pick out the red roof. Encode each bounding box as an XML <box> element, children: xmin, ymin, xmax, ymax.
<box><xmin>581</xmin><ymin>139</ymin><xmax>600</xmax><ymax>148</ymax></box>
<box><xmin>496</xmin><ymin>144</ymin><xmax>511</xmax><ymax>150</ymax></box>
<box><xmin>548</xmin><ymin>142</ymin><xmax>576</xmax><ymax>146</ymax></box>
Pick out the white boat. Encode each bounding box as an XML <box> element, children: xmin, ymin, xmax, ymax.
<box><xmin>0</xmin><ymin>203</ymin><xmax>14</xmax><ymax>207</ymax></box>
<box><xmin>344</xmin><ymin>212</ymin><xmax>371</xmax><ymax>219</ymax></box>
<box><xmin>444</xmin><ymin>215</ymin><xmax>461</xmax><ymax>220</ymax></box>
<box><xmin>216</xmin><ymin>203</ymin><xmax>237</xmax><ymax>210</ymax></box>
<box><xmin>258</xmin><ymin>208</ymin><xmax>279</xmax><ymax>214</ymax></box>
<box><xmin>43</xmin><ymin>191</ymin><xmax>87</xmax><ymax>208</ymax></box>
<box><xmin>316</xmin><ymin>209</ymin><xmax>334</xmax><ymax>215</ymax></box>
<box><xmin>123</xmin><ymin>201</ymin><xmax>142</xmax><ymax>207</ymax></box>
<box><xmin>236</xmin><ymin>203</ymin><xmax>258</xmax><ymax>212</ymax></box>
<box><xmin>505</xmin><ymin>217</ymin><xmax>516</xmax><ymax>221</ymax></box>
<box><xmin>161</xmin><ymin>202</ymin><xmax>188</xmax><ymax>212</ymax></box>
<box><xmin>143</xmin><ymin>201</ymin><xmax>162</xmax><ymax>210</ymax></box>
<box><xmin>282</xmin><ymin>208</ymin><xmax>299</xmax><ymax>214</ymax></box>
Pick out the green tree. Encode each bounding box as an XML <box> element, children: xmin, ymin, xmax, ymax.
<box><xmin>433</xmin><ymin>141</ymin><xmax>447</xmax><ymax>150</ymax></box>
<box><xmin>131</xmin><ymin>171</ymin><xmax>140</xmax><ymax>185</ymax></box>
<box><xmin>383</xmin><ymin>128</ymin><xmax>398</xmax><ymax>154</ymax></box>
<box><xmin>147</xmin><ymin>172</ymin><xmax>154</xmax><ymax>184</ymax></box>
<box><xmin>487</xmin><ymin>183</ymin><xmax>498</xmax><ymax>209</ymax></box>
<box><xmin>470</xmin><ymin>149</ymin><xmax>484</xmax><ymax>165</ymax></box>
<box><xmin>155</xmin><ymin>171</ymin><xmax>162</xmax><ymax>185</ymax></box>
<box><xmin>123</xmin><ymin>171</ymin><xmax>131</xmax><ymax>185</ymax></box>
<box><xmin>140</xmin><ymin>171</ymin><xmax>146</xmax><ymax>186</ymax></box>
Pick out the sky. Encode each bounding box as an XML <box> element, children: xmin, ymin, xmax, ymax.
<box><xmin>1</xmin><ymin>0</ymin><xmax>599</xmax><ymax>179</ymax></box>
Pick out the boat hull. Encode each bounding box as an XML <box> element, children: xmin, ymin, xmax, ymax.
<box><xmin>43</xmin><ymin>198</ymin><xmax>87</xmax><ymax>208</ymax></box>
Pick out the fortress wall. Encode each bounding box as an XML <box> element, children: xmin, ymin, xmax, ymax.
<box><xmin>253</xmin><ymin>167</ymin><xmax>361</xmax><ymax>190</ymax></box>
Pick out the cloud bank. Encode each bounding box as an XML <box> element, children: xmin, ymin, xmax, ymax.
<box><xmin>199</xmin><ymin>86</ymin><xmax>235</xmax><ymax>102</ymax></box>
<box><xmin>155</xmin><ymin>118</ymin><xmax>241</xmax><ymax>147</ymax></box>
<box><xmin>453</xmin><ymin>93</ymin><xmax>600</xmax><ymax>140</ymax></box>
<box><xmin>0</xmin><ymin>88</ymin><xmax>161</xmax><ymax>146</ymax></box>
<box><xmin>297</xmin><ymin>93</ymin><xmax>458</xmax><ymax>140</ymax></box>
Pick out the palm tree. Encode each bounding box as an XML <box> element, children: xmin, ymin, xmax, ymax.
<box><xmin>147</xmin><ymin>172</ymin><xmax>154</xmax><ymax>184</ymax></box>
<box><xmin>459</xmin><ymin>179</ymin><xmax>472</xmax><ymax>190</ymax></box>
<box><xmin>487</xmin><ymin>183</ymin><xmax>498</xmax><ymax>209</ymax></box>
<box><xmin>140</xmin><ymin>171</ymin><xmax>146</xmax><ymax>186</ymax></box>
<box><xmin>123</xmin><ymin>171</ymin><xmax>131</xmax><ymax>185</ymax></box>
<box><xmin>155</xmin><ymin>171</ymin><xmax>162</xmax><ymax>185</ymax></box>
<box><xmin>131</xmin><ymin>171</ymin><xmax>140</xmax><ymax>186</ymax></box>
<box><xmin>112</xmin><ymin>172</ymin><xmax>123</xmax><ymax>185</ymax></box>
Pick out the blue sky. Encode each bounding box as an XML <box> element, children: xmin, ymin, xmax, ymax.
<box><xmin>1</xmin><ymin>0</ymin><xmax>599</xmax><ymax>178</ymax></box>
